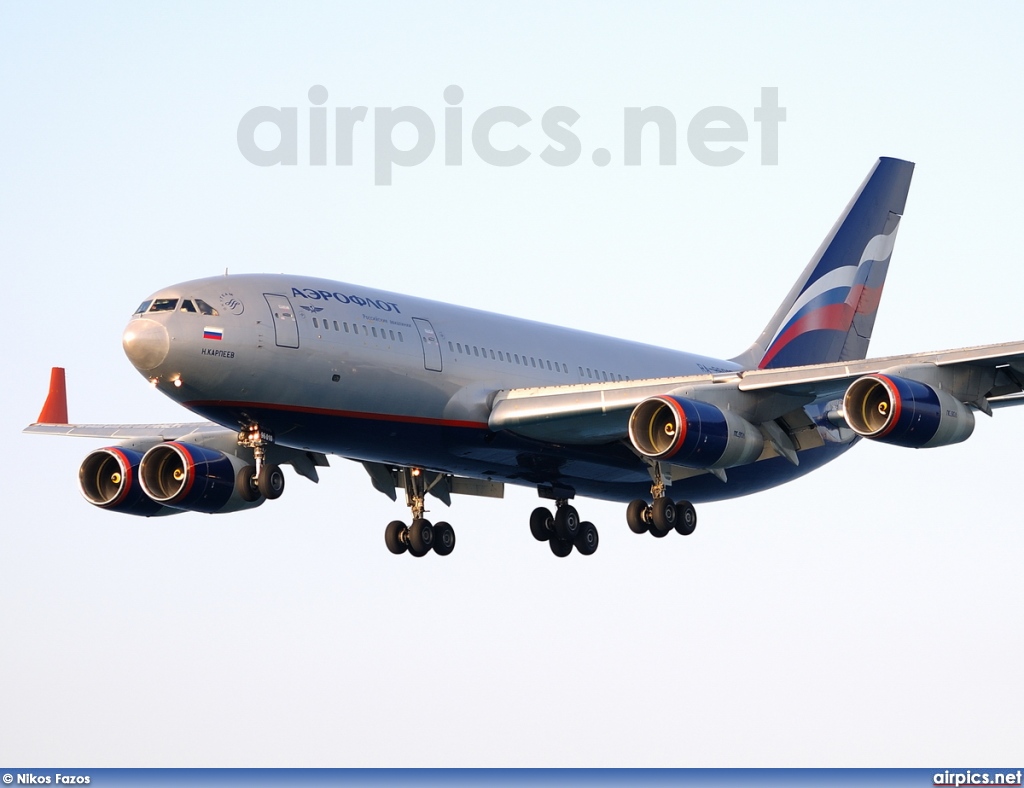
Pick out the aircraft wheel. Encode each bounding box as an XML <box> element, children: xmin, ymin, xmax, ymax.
<box><xmin>408</xmin><ymin>518</ymin><xmax>434</xmax><ymax>557</ymax></box>
<box><xmin>236</xmin><ymin>466</ymin><xmax>262</xmax><ymax>502</ymax></box>
<box><xmin>433</xmin><ymin>522</ymin><xmax>456</xmax><ymax>556</ymax></box>
<box><xmin>530</xmin><ymin>507</ymin><xmax>553</xmax><ymax>541</ymax></box>
<box><xmin>549</xmin><ymin>537</ymin><xmax>573</xmax><ymax>558</ymax></box>
<box><xmin>258</xmin><ymin>464</ymin><xmax>285</xmax><ymax>500</ymax></box>
<box><xmin>385</xmin><ymin>520</ymin><xmax>408</xmax><ymax>555</ymax></box>
<box><xmin>626</xmin><ymin>499</ymin><xmax>649</xmax><ymax>534</ymax></box>
<box><xmin>554</xmin><ymin>505</ymin><xmax>580</xmax><ymax>541</ymax></box>
<box><xmin>574</xmin><ymin>522</ymin><xmax>599</xmax><ymax>556</ymax></box>
<box><xmin>650</xmin><ymin>497</ymin><xmax>675</xmax><ymax>538</ymax></box>
<box><xmin>675</xmin><ymin>501</ymin><xmax>697</xmax><ymax>536</ymax></box>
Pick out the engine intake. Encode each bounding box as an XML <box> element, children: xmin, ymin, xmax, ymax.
<box><xmin>843</xmin><ymin>374</ymin><xmax>975</xmax><ymax>448</ymax></box>
<box><xmin>628</xmin><ymin>395</ymin><xmax>764</xmax><ymax>468</ymax></box>
<box><xmin>79</xmin><ymin>447</ymin><xmax>180</xmax><ymax>517</ymax></box>
<box><xmin>139</xmin><ymin>442</ymin><xmax>264</xmax><ymax>514</ymax></box>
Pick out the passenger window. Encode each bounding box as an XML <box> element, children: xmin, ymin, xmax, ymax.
<box><xmin>546</xmin><ymin>360</ymin><xmax>552</xmax><ymax>370</ymax></box>
<box><xmin>362</xmin><ymin>325</ymin><xmax>368</xmax><ymax>336</ymax></box>
<box><xmin>133</xmin><ymin>301</ymin><xmax>152</xmax><ymax>315</ymax></box>
<box><xmin>344</xmin><ymin>323</ymin><xmax>350</xmax><ymax>333</ymax></box>
<box><xmin>514</xmin><ymin>354</ymin><xmax>520</xmax><ymax>364</ymax></box>
<box><xmin>473</xmin><ymin>347</ymin><xmax>479</xmax><ymax>357</ymax></box>
<box><xmin>398</xmin><ymin>332</ymin><xmax>403</xmax><ymax>342</ymax></box>
<box><xmin>457</xmin><ymin>343</ymin><xmax>463</xmax><ymax>353</ymax></box>
<box><xmin>390</xmin><ymin>330</ymin><xmax>395</xmax><ymax>341</ymax></box>
<box><xmin>149</xmin><ymin>298</ymin><xmax>178</xmax><ymax>312</ymax></box>
<box><xmin>372</xmin><ymin>327</ymin><xmax>378</xmax><ymax>337</ymax></box>
<box><xmin>449</xmin><ymin>341</ymin><xmax>454</xmax><ymax>351</ymax></box>
<box><xmin>334</xmin><ymin>321</ymin><xmax>340</xmax><ymax>331</ymax></box>
<box><xmin>498</xmin><ymin>351</ymin><xmax>504</xmax><ymax>361</ymax></box>
<box><xmin>194</xmin><ymin>299</ymin><xmax>219</xmax><ymax>316</ymax></box>
<box><xmin>531</xmin><ymin>358</ymin><xmax>536</xmax><ymax>368</ymax></box>
<box><xmin>313</xmin><ymin>318</ymin><xmax>319</xmax><ymax>328</ymax></box>
<box><xmin>489</xmin><ymin>349</ymin><xmax>495</xmax><ymax>360</ymax></box>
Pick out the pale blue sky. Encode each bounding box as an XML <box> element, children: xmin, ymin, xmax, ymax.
<box><xmin>2</xmin><ymin>0</ymin><xmax>1023</xmax><ymax>766</ymax></box>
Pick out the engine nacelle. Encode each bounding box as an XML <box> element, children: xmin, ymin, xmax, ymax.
<box><xmin>628</xmin><ymin>395</ymin><xmax>764</xmax><ymax>468</ymax></box>
<box><xmin>139</xmin><ymin>442</ymin><xmax>265</xmax><ymax>514</ymax></box>
<box><xmin>842</xmin><ymin>374</ymin><xmax>975</xmax><ymax>448</ymax></box>
<box><xmin>79</xmin><ymin>447</ymin><xmax>181</xmax><ymax>517</ymax></box>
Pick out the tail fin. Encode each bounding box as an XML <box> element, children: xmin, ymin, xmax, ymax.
<box><xmin>731</xmin><ymin>157</ymin><xmax>915</xmax><ymax>370</ymax></box>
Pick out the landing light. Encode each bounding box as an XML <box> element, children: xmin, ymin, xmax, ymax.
<box><xmin>173</xmin><ymin>378</ymin><xmax>183</xmax><ymax>388</ymax></box>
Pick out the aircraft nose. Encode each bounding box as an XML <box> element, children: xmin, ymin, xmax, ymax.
<box><xmin>123</xmin><ymin>318</ymin><xmax>170</xmax><ymax>371</ymax></box>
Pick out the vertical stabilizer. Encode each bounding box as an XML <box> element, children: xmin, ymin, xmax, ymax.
<box><xmin>731</xmin><ymin>157</ymin><xmax>915</xmax><ymax>370</ymax></box>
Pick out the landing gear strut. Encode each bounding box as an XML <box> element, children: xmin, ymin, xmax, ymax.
<box><xmin>625</xmin><ymin>463</ymin><xmax>697</xmax><ymax>539</ymax></box>
<box><xmin>383</xmin><ymin>467</ymin><xmax>456</xmax><ymax>558</ymax></box>
<box><xmin>237</xmin><ymin>423</ymin><xmax>285</xmax><ymax>501</ymax></box>
<box><xmin>529</xmin><ymin>498</ymin><xmax>599</xmax><ymax>558</ymax></box>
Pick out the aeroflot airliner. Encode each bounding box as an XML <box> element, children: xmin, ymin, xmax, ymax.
<box><xmin>25</xmin><ymin>157</ymin><xmax>1024</xmax><ymax>558</ymax></box>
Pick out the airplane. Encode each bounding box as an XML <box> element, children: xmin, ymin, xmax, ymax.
<box><xmin>24</xmin><ymin>157</ymin><xmax>1024</xmax><ymax>558</ymax></box>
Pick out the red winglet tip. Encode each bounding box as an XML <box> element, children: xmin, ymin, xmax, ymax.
<box><xmin>37</xmin><ymin>367</ymin><xmax>69</xmax><ymax>424</ymax></box>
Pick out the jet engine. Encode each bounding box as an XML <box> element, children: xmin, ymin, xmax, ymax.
<box><xmin>628</xmin><ymin>395</ymin><xmax>764</xmax><ymax>468</ymax></box>
<box><xmin>138</xmin><ymin>442</ymin><xmax>266</xmax><ymax>514</ymax></box>
<box><xmin>842</xmin><ymin>374</ymin><xmax>975</xmax><ymax>448</ymax></box>
<box><xmin>79</xmin><ymin>447</ymin><xmax>181</xmax><ymax>516</ymax></box>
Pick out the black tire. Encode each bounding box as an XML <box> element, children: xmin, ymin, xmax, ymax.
<box><xmin>650</xmin><ymin>497</ymin><xmax>675</xmax><ymax>538</ymax></box>
<box><xmin>574</xmin><ymin>522</ymin><xmax>599</xmax><ymax>556</ymax></box>
<box><xmin>258</xmin><ymin>464</ymin><xmax>285</xmax><ymax>500</ymax></box>
<box><xmin>433</xmin><ymin>522</ymin><xmax>456</xmax><ymax>556</ymax></box>
<box><xmin>626</xmin><ymin>499</ymin><xmax>649</xmax><ymax>534</ymax></box>
<box><xmin>549</xmin><ymin>537</ymin><xmax>573</xmax><ymax>557</ymax></box>
<box><xmin>408</xmin><ymin>518</ymin><xmax>434</xmax><ymax>557</ymax></box>
<box><xmin>675</xmin><ymin>501</ymin><xmax>697</xmax><ymax>536</ymax></box>
<box><xmin>235</xmin><ymin>466</ymin><xmax>262</xmax><ymax>502</ymax></box>
<box><xmin>385</xmin><ymin>520</ymin><xmax>408</xmax><ymax>555</ymax></box>
<box><xmin>554</xmin><ymin>505</ymin><xmax>580</xmax><ymax>541</ymax></box>
<box><xmin>530</xmin><ymin>507</ymin><xmax>552</xmax><ymax>541</ymax></box>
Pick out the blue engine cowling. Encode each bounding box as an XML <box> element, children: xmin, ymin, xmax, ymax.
<box><xmin>842</xmin><ymin>374</ymin><xmax>975</xmax><ymax>448</ymax></box>
<box><xmin>138</xmin><ymin>442</ymin><xmax>264</xmax><ymax>514</ymax></box>
<box><xmin>628</xmin><ymin>395</ymin><xmax>764</xmax><ymax>468</ymax></box>
<box><xmin>79</xmin><ymin>447</ymin><xmax>181</xmax><ymax>517</ymax></box>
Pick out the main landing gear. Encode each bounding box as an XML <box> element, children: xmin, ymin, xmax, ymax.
<box><xmin>384</xmin><ymin>467</ymin><xmax>456</xmax><ymax>558</ymax></box>
<box><xmin>626</xmin><ymin>465</ymin><xmax>697</xmax><ymax>539</ymax></box>
<box><xmin>237</xmin><ymin>423</ymin><xmax>286</xmax><ymax>502</ymax></box>
<box><xmin>529</xmin><ymin>499</ymin><xmax>599</xmax><ymax>558</ymax></box>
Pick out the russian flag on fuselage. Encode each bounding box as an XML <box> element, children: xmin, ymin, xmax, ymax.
<box><xmin>757</xmin><ymin>157</ymin><xmax>915</xmax><ymax>370</ymax></box>
<box><xmin>203</xmin><ymin>327</ymin><xmax>223</xmax><ymax>341</ymax></box>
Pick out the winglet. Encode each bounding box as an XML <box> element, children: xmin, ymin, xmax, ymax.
<box><xmin>36</xmin><ymin>367</ymin><xmax>69</xmax><ymax>424</ymax></box>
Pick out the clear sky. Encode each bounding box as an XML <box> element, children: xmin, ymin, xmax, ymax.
<box><xmin>2</xmin><ymin>0</ymin><xmax>1023</xmax><ymax>767</ymax></box>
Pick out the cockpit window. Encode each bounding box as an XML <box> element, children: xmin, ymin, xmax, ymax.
<box><xmin>179</xmin><ymin>299</ymin><xmax>197</xmax><ymax>313</ymax></box>
<box><xmin>133</xmin><ymin>300</ymin><xmax>152</xmax><ymax>315</ymax></box>
<box><xmin>148</xmin><ymin>298</ymin><xmax>179</xmax><ymax>312</ymax></box>
<box><xmin>194</xmin><ymin>298</ymin><xmax>219</xmax><ymax>316</ymax></box>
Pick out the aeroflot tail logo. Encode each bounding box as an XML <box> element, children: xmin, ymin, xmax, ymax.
<box><xmin>237</xmin><ymin>85</ymin><xmax>786</xmax><ymax>185</ymax></box>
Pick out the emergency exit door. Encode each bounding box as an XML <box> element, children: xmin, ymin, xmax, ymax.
<box><xmin>412</xmin><ymin>317</ymin><xmax>442</xmax><ymax>372</ymax></box>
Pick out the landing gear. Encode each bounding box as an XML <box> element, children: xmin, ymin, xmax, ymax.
<box><xmin>626</xmin><ymin>463</ymin><xmax>698</xmax><ymax>540</ymax></box>
<box><xmin>382</xmin><ymin>467</ymin><xmax>456</xmax><ymax>557</ymax></box>
<box><xmin>529</xmin><ymin>498</ymin><xmax>599</xmax><ymax>557</ymax></box>
<box><xmin>237</xmin><ymin>423</ymin><xmax>285</xmax><ymax>501</ymax></box>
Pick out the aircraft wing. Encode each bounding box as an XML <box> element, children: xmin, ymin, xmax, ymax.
<box><xmin>23</xmin><ymin>422</ymin><xmax>227</xmax><ymax>440</ymax></box>
<box><xmin>488</xmin><ymin>340</ymin><xmax>1024</xmax><ymax>445</ymax></box>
